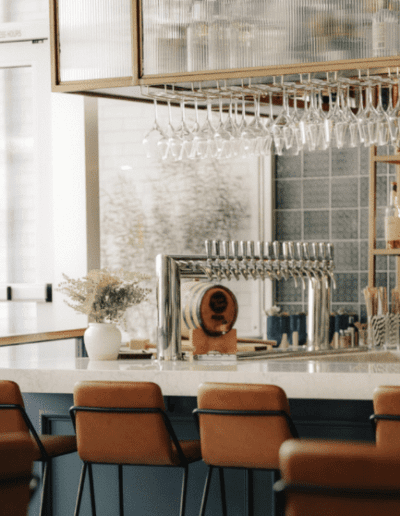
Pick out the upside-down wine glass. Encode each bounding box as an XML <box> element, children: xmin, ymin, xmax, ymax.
<box><xmin>142</xmin><ymin>98</ymin><xmax>168</xmax><ymax>159</ymax></box>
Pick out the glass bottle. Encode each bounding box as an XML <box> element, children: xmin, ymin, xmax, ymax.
<box><xmin>372</xmin><ymin>0</ymin><xmax>399</xmax><ymax>57</ymax></box>
<box><xmin>385</xmin><ymin>181</ymin><xmax>400</xmax><ymax>249</ymax></box>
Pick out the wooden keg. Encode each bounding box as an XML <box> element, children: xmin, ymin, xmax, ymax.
<box><xmin>181</xmin><ymin>281</ymin><xmax>238</xmax><ymax>338</ymax></box>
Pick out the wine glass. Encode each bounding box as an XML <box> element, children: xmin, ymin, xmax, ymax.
<box><xmin>385</xmin><ymin>74</ymin><xmax>400</xmax><ymax>146</ymax></box>
<box><xmin>358</xmin><ymin>78</ymin><xmax>379</xmax><ymax>147</ymax></box>
<box><xmin>142</xmin><ymin>99</ymin><xmax>168</xmax><ymax>159</ymax></box>
<box><xmin>374</xmin><ymin>78</ymin><xmax>390</xmax><ymax>147</ymax></box>
<box><xmin>213</xmin><ymin>95</ymin><xmax>233</xmax><ymax>159</ymax></box>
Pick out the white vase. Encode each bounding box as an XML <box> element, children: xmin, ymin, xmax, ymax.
<box><xmin>83</xmin><ymin>322</ymin><xmax>122</xmax><ymax>360</ymax></box>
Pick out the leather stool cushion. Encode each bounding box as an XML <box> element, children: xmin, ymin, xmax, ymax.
<box><xmin>279</xmin><ymin>439</ymin><xmax>400</xmax><ymax>516</ymax></box>
<box><xmin>32</xmin><ymin>435</ymin><xmax>77</xmax><ymax>461</ymax></box>
<box><xmin>197</xmin><ymin>382</ymin><xmax>293</xmax><ymax>469</ymax></box>
<box><xmin>74</xmin><ymin>381</ymin><xmax>200</xmax><ymax>466</ymax></box>
<box><xmin>373</xmin><ymin>385</ymin><xmax>400</xmax><ymax>450</ymax></box>
<box><xmin>0</xmin><ymin>432</ymin><xmax>34</xmax><ymax>516</ymax></box>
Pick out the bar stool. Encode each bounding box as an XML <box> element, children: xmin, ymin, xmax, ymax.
<box><xmin>371</xmin><ymin>385</ymin><xmax>400</xmax><ymax>449</ymax></box>
<box><xmin>193</xmin><ymin>382</ymin><xmax>298</xmax><ymax>516</ymax></box>
<box><xmin>70</xmin><ymin>381</ymin><xmax>202</xmax><ymax>516</ymax></box>
<box><xmin>276</xmin><ymin>438</ymin><xmax>400</xmax><ymax>515</ymax></box>
<box><xmin>0</xmin><ymin>432</ymin><xmax>34</xmax><ymax>516</ymax></box>
<box><xmin>0</xmin><ymin>380</ymin><xmax>77</xmax><ymax>516</ymax></box>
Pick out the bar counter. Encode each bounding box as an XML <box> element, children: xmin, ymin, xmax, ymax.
<box><xmin>1</xmin><ymin>330</ymin><xmax>398</xmax><ymax>515</ymax></box>
<box><xmin>0</xmin><ymin>345</ymin><xmax>400</xmax><ymax>400</ymax></box>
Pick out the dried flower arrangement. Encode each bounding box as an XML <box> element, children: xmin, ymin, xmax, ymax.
<box><xmin>58</xmin><ymin>268</ymin><xmax>151</xmax><ymax>324</ymax></box>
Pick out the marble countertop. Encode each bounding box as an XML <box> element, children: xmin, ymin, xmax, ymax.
<box><xmin>1</xmin><ymin>346</ymin><xmax>400</xmax><ymax>400</ymax></box>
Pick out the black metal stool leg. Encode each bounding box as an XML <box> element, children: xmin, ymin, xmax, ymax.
<box><xmin>39</xmin><ymin>461</ymin><xmax>50</xmax><ymax>516</ymax></box>
<box><xmin>273</xmin><ymin>470</ymin><xmax>284</xmax><ymax>516</ymax></box>
<box><xmin>179</xmin><ymin>465</ymin><xmax>189</xmax><ymax>516</ymax></box>
<box><xmin>118</xmin><ymin>465</ymin><xmax>124</xmax><ymax>516</ymax></box>
<box><xmin>245</xmin><ymin>469</ymin><xmax>254</xmax><ymax>516</ymax></box>
<box><xmin>199</xmin><ymin>465</ymin><xmax>214</xmax><ymax>516</ymax></box>
<box><xmin>87</xmin><ymin>463</ymin><xmax>97</xmax><ymax>516</ymax></box>
<box><xmin>218</xmin><ymin>468</ymin><xmax>228</xmax><ymax>516</ymax></box>
<box><xmin>74</xmin><ymin>463</ymin><xmax>88</xmax><ymax>516</ymax></box>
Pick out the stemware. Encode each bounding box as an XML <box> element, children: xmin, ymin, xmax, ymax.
<box><xmin>358</xmin><ymin>77</ymin><xmax>379</xmax><ymax>147</ymax></box>
<box><xmin>142</xmin><ymin>99</ymin><xmax>168</xmax><ymax>159</ymax></box>
<box><xmin>271</xmin><ymin>81</ymin><xmax>295</xmax><ymax>154</ymax></box>
<box><xmin>385</xmin><ymin>74</ymin><xmax>400</xmax><ymax>146</ymax></box>
<box><xmin>374</xmin><ymin>78</ymin><xmax>390</xmax><ymax>147</ymax></box>
<box><xmin>213</xmin><ymin>95</ymin><xmax>233</xmax><ymax>159</ymax></box>
<box><xmin>246</xmin><ymin>88</ymin><xmax>270</xmax><ymax>156</ymax></box>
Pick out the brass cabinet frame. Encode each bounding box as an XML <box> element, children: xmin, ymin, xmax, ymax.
<box><xmin>49</xmin><ymin>0</ymin><xmax>141</xmax><ymax>93</ymax></box>
<box><xmin>49</xmin><ymin>0</ymin><xmax>400</xmax><ymax>96</ymax></box>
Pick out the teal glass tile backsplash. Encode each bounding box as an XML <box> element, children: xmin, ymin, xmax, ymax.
<box><xmin>274</xmin><ymin>145</ymin><xmax>395</xmax><ymax>323</ymax></box>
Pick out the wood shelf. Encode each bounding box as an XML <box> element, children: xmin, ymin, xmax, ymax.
<box><xmin>373</xmin><ymin>249</ymin><xmax>400</xmax><ymax>255</ymax></box>
<box><xmin>368</xmin><ymin>147</ymin><xmax>400</xmax><ymax>287</ymax></box>
<box><xmin>372</xmin><ymin>155</ymin><xmax>400</xmax><ymax>164</ymax></box>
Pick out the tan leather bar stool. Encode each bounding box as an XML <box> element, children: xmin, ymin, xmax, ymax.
<box><xmin>193</xmin><ymin>382</ymin><xmax>298</xmax><ymax>516</ymax></box>
<box><xmin>276</xmin><ymin>438</ymin><xmax>400</xmax><ymax>515</ymax></box>
<box><xmin>70</xmin><ymin>381</ymin><xmax>202</xmax><ymax>516</ymax></box>
<box><xmin>371</xmin><ymin>385</ymin><xmax>400</xmax><ymax>449</ymax></box>
<box><xmin>0</xmin><ymin>380</ymin><xmax>77</xmax><ymax>516</ymax></box>
<box><xmin>0</xmin><ymin>432</ymin><xmax>34</xmax><ymax>516</ymax></box>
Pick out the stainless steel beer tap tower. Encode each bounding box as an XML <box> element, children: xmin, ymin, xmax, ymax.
<box><xmin>156</xmin><ymin>240</ymin><xmax>335</xmax><ymax>360</ymax></box>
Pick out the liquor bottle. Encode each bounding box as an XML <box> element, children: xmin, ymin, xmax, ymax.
<box><xmin>385</xmin><ymin>181</ymin><xmax>400</xmax><ymax>249</ymax></box>
<box><xmin>372</xmin><ymin>0</ymin><xmax>399</xmax><ymax>57</ymax></box>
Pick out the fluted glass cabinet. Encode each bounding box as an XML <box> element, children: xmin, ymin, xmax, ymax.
<box><xmin>50</xmin><ymin>0</ymin><xmax>400</xmax><ymax>99</ymax></box>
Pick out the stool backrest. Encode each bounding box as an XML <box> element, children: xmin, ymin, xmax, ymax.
<box><xmin>279</xmin><ymin>439</ymin><xmax>400</xmax><ymax>516</ymax></box>
<box><xmin>72</xmin><ymin>381</ymin><xmax>177</xmax><ymax>465</ymax></box>
<box><xmin>372</xmin><ymin>385</ymin><xmax>400</xmax><ymax>450</ymax></box>
<box><xmin>0</xmin><ymin>381</ymin><xmax>28</xmax><ymax>434</ymax></box>
<box><xmin>196</xmin><ymin>382</ymin><xmax>294</xmax><ymax>469</ymax></box>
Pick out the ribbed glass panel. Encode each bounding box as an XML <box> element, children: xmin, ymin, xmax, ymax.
<box><xmin>0</xmin><ymin>65</ymin><xmax>36</xmax><ymax>334</ymax></box>
<box><xmin>0</xmin><ymin>0</ymin><xmax>49</xmax><ymax>23</ymax></box>
<box><xmin>141</xmin><ymin>0</ymin><xmax>400</xmax><ymax>75</ymax></box>
<box><xmin>58</xmin><ymin>0</ymin><xmax>132</xmax><ymax>82</ymax></box>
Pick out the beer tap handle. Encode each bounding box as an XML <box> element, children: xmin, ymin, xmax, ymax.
<box><xmin>282</xmin><ymin>242</ymin><xmax>289</xmax><ymax>260</ymax></box>
<box><xmin>287</xmin><ymin>241</ymin><xmax>295</xmax><ymax>260</ymax></box>
<box><xmin>239</xmin><ymin>240</ymin><xmax>247</xmax><ymax>259</ymax></box>
<box><xmin>212</xmin><ymin>239</ymin><xmax>221</xmax><ymax>257</ymax></box>
<box><xmin>310</xmin><ymin>242</ymin><xmax>318</xmax><ymax>261</ymax></box>
<box><xmin>327</xmin><ymin>243</ymin><xmax>334</xmax><ymax>261</ymax></box>
<box><xmin>247</xmin><ymin>241</ymin><xmax>255</xmax><ymax>259</ymax></box>
<box><xmin>272</xmin><ymin>241</ymin><xmax>280</xmax><ymax>260</ymax></box>
<box><xmin>256</xmin><ymin>241</ymin><xmax>265</xmax><ymax>260</ymax></box>
<box><xmin>265</xmin><ymin>242</ymin><xmax>272</xmax><ymax>260</ymax></box>
<box><xmin>296</xmin><ymin>242</ymin><xmax>304</xmax><ymax>260</ymax></box>
<box><xmin>319</xmin><ymin>242</ymin><xmax>327</xmax><ymax>261</ymax></box>
<box><xmin>302</xmin><ymin>242</ymin><xmax>310</xmax><ymax>260</ymax></box>
<box><xmin>221</xmin><ymin>240</ymin><xmax>229</xmax><ymax>258</ymax></box>
<box><xmin>231</xmin><ymin>240</ymin><xmax>239</xmax><ymax>258</ymax></box>
<box><xmin>205</xmin><ymin>240</ymin><xmax>213</xmax><ymax>259</ymax></box>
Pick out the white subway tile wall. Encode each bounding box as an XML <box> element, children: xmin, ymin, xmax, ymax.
<box><xmin>275</xmin><ymin>145</ymin><xmax>397</xmax><ymax>323</ymax></box>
